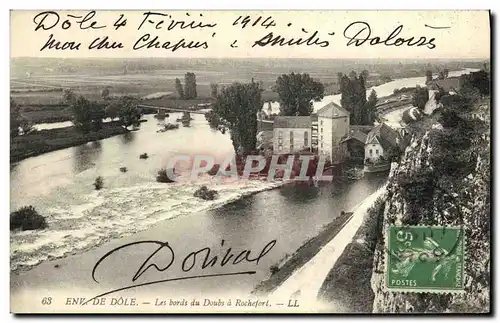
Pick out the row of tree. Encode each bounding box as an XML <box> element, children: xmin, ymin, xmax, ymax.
<box><xmin>175</xmin><ymin>72</ymin><xmax>197</xmax><ymax>100</ymax></box>
<box><xmin>425</xmin><ymin>69</ymin><xmax>450</xmax><ymax>83</ymax></box>
<box><xmin>62</xmin><ymin>89</ymin><xmax>143</xmax><ymax>133</ymax></box>
<box><xmin>206</xmin><ymin>70</ymin><xmax>381</xmax><ymax>155</ymax></box>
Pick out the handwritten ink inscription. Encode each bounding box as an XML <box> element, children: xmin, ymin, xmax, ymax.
<box><xmin>30</xmin><ymin>11</ymin><xmax>445</xmax><ymax>52</ymax></box>
<box><xmin>84</xmin><ymin>239</ymin><xmax>277</xmax><ymax>303</ymax></box>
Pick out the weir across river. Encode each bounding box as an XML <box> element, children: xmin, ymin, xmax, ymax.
<box><xmin>138</xmin><ymin>104</ymin><xmax>211</xmax><ymax>115</ymax></box>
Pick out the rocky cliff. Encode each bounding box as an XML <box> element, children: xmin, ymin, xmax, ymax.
<box><xmin>370</xmin><ymin>98</ymin><xmax>490</xmax><ymax>313</ymax></box>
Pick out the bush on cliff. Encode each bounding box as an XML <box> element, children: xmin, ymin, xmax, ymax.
<box><xmin>397</xmin><ymin>168</ymin><xmax>437</xmax><ymax>225</ymax></box>
<box><xmin>10</xmin><ymin>206</ymin><xmax>48</xmax><ymax>231</ymax></box>
<box><xmin>194</xmin><ymin>185</ymin><xmax>218</xmax><ymax>200</ymax></box>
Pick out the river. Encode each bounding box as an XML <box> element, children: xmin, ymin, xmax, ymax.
<box><xmin>10</xmin><ymin>68</ymin><xmax>478</xmax><ymax>284</ymax></box>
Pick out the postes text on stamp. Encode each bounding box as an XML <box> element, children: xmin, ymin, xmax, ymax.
<box><xmin>386</xmin><ymin>225</ymin><xmax>465</xmax><ymax>293</ymax></box>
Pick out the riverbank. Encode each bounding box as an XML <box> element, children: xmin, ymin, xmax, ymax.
<box><xmin>252</xmin><ymin>210</ymin><xmax>355</xmax><ymax>295</ymax></box>
<box><xmin>255</xmin><ymin>186</ymin><xmax>388</xmax><ymax>312</ymax></box>
<box><xmin>10</xmin><ymin>122</ymin><xmax>128</xmax><ymax>163</ymax></box>
<box><xmin>317</xmin><ymin>195</ymin><xmax>386</xmax><ymax>312</ymax></box>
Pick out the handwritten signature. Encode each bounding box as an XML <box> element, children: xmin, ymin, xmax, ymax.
<box><xmin>83</xmin><ymin>239</ymin><xmax>276</xmax><ymax>305</ymax></box>
<box><xmin>343</xmin><ymin>21</ymin><xmax>437</xmax><ymax>49</ymax></box>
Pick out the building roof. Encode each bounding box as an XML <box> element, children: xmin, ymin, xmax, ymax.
<box><xmin>365</xmin><ymin>123</ymin><xmax>402</xmax><ymax>151</ymax></box>
<box><xmin>273</xmin><ymin>116</ymin><xmax>312</xmax><ymax>129</ymax></box>
<box><xmin>350</xmin><ymin>125</ymin><xmax>373</xmax><ymax>134</ymax></box>
<box><xmin>317</xmin><ymin>102</ymin><xmax>350</xmax><ymax>118</ymax></box>
<box><xmin>341</xmin><ymin>130</ymin><xmax>367</xmax><ymax>144</ymax></box>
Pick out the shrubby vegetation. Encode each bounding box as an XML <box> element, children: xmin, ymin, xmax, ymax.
<box><xmin>156</xmin><ymin>168</ymin><xmax>176</xmax><ymax>183</ymax></box>
<box><xmin>194</xmin><ymin>185</ymin><xmax>218</xmax><ymax>200</ymax></box>
<box><xmin>10</xmin><ymin>206</ymin><xmax>48</xmax><ymax>231</ymax></box>
<box><xmin>71</xmin><ymin>96</ymin><xmax>105</xmax><ymax>133</ymax></box>
<box><xmin>10</xmin><ymin>98</ymin><xmax>35</xmax><ymax>138</ymax></box>
<box><xmin>93</xmin><ymin>176</ymin><xmax>104</xmax><ymax>190</ymax></box>
<box><xmin>411</xmin><ymin>86</ymin><xmax>429</xmax><ymax>110</ymax></box>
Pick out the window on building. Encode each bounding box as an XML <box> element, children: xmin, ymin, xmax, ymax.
<box><xmin>278</xmin><ymin>145</ymin><xmax>283</xmax><ymax>151</ymax></box>
<box><xmin>320</xmin><ymin>135</ymin><xmax>323</xmax><ymax>141</ymax></box>
<box><xmin>304</xmin><ymin>131</ymin><xmax>308</xmax><ymax>147</ymax></box>
<box><xmin>320</xmin><ymin>120</ymin><xmax>323</xmax><ymax>126</ymax></box>
<box><xmin>376</xmin><ymin>149</ymin><xmax>379</xmax><ymax>155</ymax></box>
<box><xmin>290</xmin><ymin>131</ymin><xmax>294</xmax><ymax>144</ymax></box>
<box><xmin>321</xmin><ymin>127</ymin><xmax>323</xmax><ymax>133</ymax></box>
<box><xmin>278</xmin><ymin>131</ymin><xmax>283</xmax><ymax>139</ymax></box>
<box><xmin>290</xmin><ymin>144</ymin><xmax>294</xmax><ymax>151</ymax></box>
<box><xmin>321</xmin><ymin>143</ymin><xmax>323</xmax><ymax>148</ymax></box>
<box><xmin>369</xmin><ymin>149</ymin><xmax>373</xmax><ymax>156</ymax></box>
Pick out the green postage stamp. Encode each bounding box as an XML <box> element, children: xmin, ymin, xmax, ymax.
<box><xmin>385</xmin><ymin>225</ymin><xmax>466</xmax><ymax>293</ymax></box>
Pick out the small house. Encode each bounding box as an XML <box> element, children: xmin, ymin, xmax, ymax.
<box><xmin>364</xmin><ymin>123</ymin><xmax>403</xmax><ymax>163</ymax></box>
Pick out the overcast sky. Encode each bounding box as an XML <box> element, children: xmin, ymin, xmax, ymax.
<box><xmin>10</xmin><ymin>10</ymin><xmax>490</xmax><ymax>59</ymax></box>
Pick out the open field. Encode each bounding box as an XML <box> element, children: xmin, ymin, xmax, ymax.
<box><xmin>11</xmin><ymin>57</ymin><xmax>487</xmax><ymax>122</ymax></box>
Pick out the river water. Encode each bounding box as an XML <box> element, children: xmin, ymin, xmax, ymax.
<box><xmin>10</xmin><ymin>68</ymin><xmax>478</xmax><ymax>273</ymax></box>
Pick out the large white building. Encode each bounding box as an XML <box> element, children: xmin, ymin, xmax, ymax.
<box><xmin>272</xmin><ymin>116</ymin><xmax>312</xmax><ymax>154</ymax></box>
<box><xmin>317</xmin><ymin>102</ymin><xmax>350</xmax><ymax>163</ymax></box>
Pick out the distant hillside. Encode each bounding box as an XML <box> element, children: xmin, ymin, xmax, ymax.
<box><xmin>10</xmin><ymin>57</ymin><xmax>488</xmax><ymax>80</ymax></box>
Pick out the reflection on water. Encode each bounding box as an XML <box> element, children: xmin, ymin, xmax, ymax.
<box><xmin>279</xmin><ymin>184</ymin><xmax>320</xmax><ymax>204</ymax></box>
<box><xmin>72</xmin><ymin>141</ymin><xmax>103</xmax><ymax>173</ymax></box>
<box><xmin>119</xmin><ymin>131</ymin><xmax>135</xmax><ymax>145</ymax></box>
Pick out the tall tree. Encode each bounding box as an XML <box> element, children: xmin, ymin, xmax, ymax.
<box><xmin>412</xmin><ymin>86</ymin><xmax>430</xmax><ymax>110</ymax></box>
<box><xmin>10</xmin><ymin>99</ymin><xmax>21</xmax><ymax>138</ymax></box>
<box><xmin>210</xmin><ymin>83</ymin><xmax>218</xmax><ymax>98</ymax></box>
<box><xmin>175</xmin><ymin>78</ymin><xmax>184</xmax><ymax>99</ymax></box>
<box><xmin>361</xmin><ymin>69</ymin><xmax>370</xmax><ymax>80</ymax></box>
<box><xmin>62</xmin><ymin>88</ymin><xmax>77</xmax><ymax>104</ymax></box>
<box><xmin>71</xmin><ymin>96</ymin><xmax>93</xmax><ymax>133</ymax></box>
<box><xmin>275</xmin><ymin>72</ymin><xmax>324</xmax><ymax>116</ymax></box>
<box><xmin>340</xmin><ymin>73</ymin><xmax>368</xmax><ymax>125</ymax></box>
<box><xmin>364</xmin><ymin>90</ymin><xmax>378</xmax><ymax>125</ymax></box>
<box><xmin>356</xmin><ymin>74</ymin><xmax>368</xmax><ymax>123</ymax></box>
<box><xmin>116</xmin><ymin>96</ymin><xmax>142</xmax><ymax>130</ymax></box>
<box><xmin>101</xmin><ymin>88</ymin><xmax>110</xmax><ymax>100</ymax></box>
<box><xmin>206</xmin><ymin>81</ymin><xmax>262</xmax><ymax>154</ymax></box>
<box><xmin>425</xmin><ymin>70</ymin><xmax>433</xmax><ymax>83</ymax></box>
<box><xmin>337</xmin><ymin>72</ymin><xmax>344</xmax><ymax>88</ymax></box>
<box><xmin>184</xmin><ymin>73</ymin><xmax>197</xmax><ymax>99</ymax></box>
<box><xmin>89</xmin><ymin>103</ymin><xmax>105</xmax><ymax>130</ymax></box>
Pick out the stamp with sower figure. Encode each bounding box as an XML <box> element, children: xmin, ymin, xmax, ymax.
<box><xmin>385</xmin><ymin>225</ymin><xmax>465</xmax><ymax>293</ymax></box>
